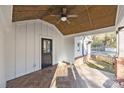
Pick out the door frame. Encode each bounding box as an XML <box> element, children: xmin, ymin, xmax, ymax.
<box><xmin>40</xmin><ymin>36</ymin><xmax>53</xmax><ymax>69</ymax></box>
<box><xmin>41</xmin><ymin>38</ymin><xmax>52</xmax><ymax>68</ymax></box>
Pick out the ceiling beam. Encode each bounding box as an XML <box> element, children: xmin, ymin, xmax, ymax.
<box><xmin>85</xmin><ymin>5</ymin><xmax>94</xmax><ymax>27</ymax></box>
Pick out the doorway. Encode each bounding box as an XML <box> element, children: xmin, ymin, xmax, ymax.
<box><xmin>41</xmin><ymin>38</ymin><xmax>52</xmax><ymax>69</ymax></box>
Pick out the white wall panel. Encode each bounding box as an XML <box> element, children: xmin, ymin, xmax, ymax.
<box><xmin>0</xmin><ymin>5</ymin><xmax>12</xmax><ymax>87</ymax></box>
<box><xmin>26</xmin><ymin>22</ymin><xmax>35</xmax><ymax>73</ymax></box>
<box><xmin>48</xmin><ymin>26</ymin><xmax>54</xmax><ymax>37</ymax></box>
<box><xmin>41</xmin><ymin>23</ymin><xmax>47</xmax><ymax>36</ymax></box>
<box><xmin>0</xmin><ymin>29</ymin><xmax>5</xmax><ymax>87</ymax></box>
<box><xmin>34</xmin><ymin>22</ymin><xmax>41</xmax><ymax>71</ymax></box>
<box><xmin>63</xmin><ymin>37</ymin><xmax>74</xmax><ymax>64</ymax></box>
<box><xmin>16</xmin><ymin>23</ymin><xmax>26</xmax><ymax>77</ymax></box>
<box><xmin>5</xmin><ymin>24</ymin><xmax>16</xmax><ymax>80</ymax></box>
<box><xmin>52</xmin><ymin>27</ymin><xmax>57</xmax><ymax>38</ymax></box>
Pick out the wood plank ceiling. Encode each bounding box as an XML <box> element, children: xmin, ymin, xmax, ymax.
<box><xmin>13</xmin><ymin>5</ymin><xmax>117</xmax><ymax>35</ymax></box>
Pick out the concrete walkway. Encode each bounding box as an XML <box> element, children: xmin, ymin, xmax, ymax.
<box><xmin>74</xmin><ymin>63</ymin><xmax>121</xmax><ymax>88</ymax></box>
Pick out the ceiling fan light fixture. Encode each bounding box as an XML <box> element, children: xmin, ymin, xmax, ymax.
<box><xmin>61</xmin><ymin>17</ymin><xmax>67</xmax><ymax>21</ymax></box>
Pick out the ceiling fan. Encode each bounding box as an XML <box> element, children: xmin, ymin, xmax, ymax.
<box><xmin>50</xmin><ymin>7</ymin><xmax>78</xmax><ymax>24</ymax></box>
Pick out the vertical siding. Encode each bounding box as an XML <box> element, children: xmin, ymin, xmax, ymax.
<box><xmin>15</xmin><ymin>23</ymin><xmax>26</xmax><ymax>77</ymax></box>
<box><xmin>26</xmin><ymin>22</ymin><xmax>35</xmax><ymax>74</ymax></box>
<box><xmin>6</xmin><ymin>20</ymin><xmax>65</xmax><ymax>80</ymax></box>
<box><xmin>6</xmin><ymin>23</ymin><xmax>16</xmax><ymax>80</ymax></box>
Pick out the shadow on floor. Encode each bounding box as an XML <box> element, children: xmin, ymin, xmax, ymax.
<box><xmin>55</xmin><ymin>64</ymin><xmax>104</xmax><ymax>88</ymax></box>
<box><xmin>56</xmin><ymin>64</ymin><xmax>88</xmax><ymax>88</ymax></box>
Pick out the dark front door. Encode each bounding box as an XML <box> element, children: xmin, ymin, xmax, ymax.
<box><xmin>42</xmin><ymin>38</ymin><xmax>52</xmax><ymax>69</ymax></box>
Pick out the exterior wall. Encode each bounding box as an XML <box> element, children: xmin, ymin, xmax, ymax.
<box><xmin>0</xmin><ymin>5</ymin><xmax>12</xmax><ymax>87</ymax></box>
<box><xmin>0</xmin><ymin>25</ymin><xmax>5</xmax><ymax>87</ymax></box>
<box><xmin>5</xmin><ymin>19</ymin><xmax>66</xmax><ymax>80</ymax></box>
<box><xmin>63</xmin><ymin>37</ymin><xmax>74</xmax><ymax>64</ymax></box>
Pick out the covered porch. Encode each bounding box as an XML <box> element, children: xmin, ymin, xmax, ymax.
<box><xmin>7</xmin><ymin>62</ymin><xmax>120</xmax><ymax>88</ymax></box>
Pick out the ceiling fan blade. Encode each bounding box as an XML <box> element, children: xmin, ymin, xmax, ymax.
<box><xmin>50</xmin><ymin>14</ymin><xmax>60</xmax><ymax>17</ymax></box>
<box><xmin>56</xmin><ymin>19</ymin><xmax>61</xmax><ymax>24</ymax></box>
<box><xmin>67</xmin><ymin>15</ymin><xmax>78</xmax><ymax>18</ymax></box>
<box><xmin>67</xmin><ymin>20</ymin><xmax>70</xmax><ymax>24</ymax></box>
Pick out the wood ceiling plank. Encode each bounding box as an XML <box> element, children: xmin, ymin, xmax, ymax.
<box><xmin>93</xmin><ymin>15</ymin><xmax>115</xmax><ymax>28</ymax></box>
<box><xmin>13</xmin><ymin>5</ymin><xmax>50</xmax><ymax>11</ymax></box>
<box><xmin>89</xmin><ymin>5</ymin><xmax>117</xmax><ymax>20</ymax></box>
<box><xmin>12</xmin><ymin>5</ymin><xmax>117</xmax><ymax>35</ymax></box>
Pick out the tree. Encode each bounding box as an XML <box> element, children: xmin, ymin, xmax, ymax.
<box><xmin>91</xmin><ymin>32</ymin><xmax>116</xmax><ymax>49</ymax></box>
